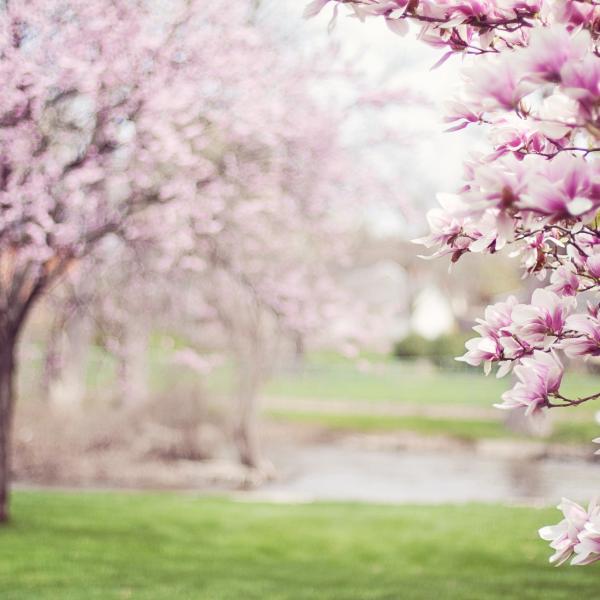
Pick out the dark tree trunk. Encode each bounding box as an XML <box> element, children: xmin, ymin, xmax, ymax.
<box><xmin>234</xmin><ymin>364</ymin><xmax>262</xmax><ymax>469</ymax></box>
<box><xmin>0</xmin><ymin>257</ymin><xmax>61</xmax><ymax>522</ymax></box>
<box><xmin>0</xmin><ymin>333</ymin><xmax>16</xmax><ymax>523</ymax></box>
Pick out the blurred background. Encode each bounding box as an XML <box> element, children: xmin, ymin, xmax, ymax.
<box><xmin>4</xmin><ymin>1</ymin><xmax>600</xmax><ymax>597</ymax></box>
<box><xmin>11</xmin><ymin>0</ymin><xmax>600</xmax><ymax>505</ymax></box>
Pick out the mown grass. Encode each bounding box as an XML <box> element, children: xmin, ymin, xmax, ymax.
<box><xmin>264</xmin><ymin>360</ymin><xmax>600</xmax><ymax>408</ymax></box>
<box><xmin>267</xmin><ymin>410</ymin><xmax>600</xmax><ymax>446</ymax></box>
<box><xmin>1</xmin><ymin>491</ymin><xmax>598</xmax><ymax>599</ymax></box>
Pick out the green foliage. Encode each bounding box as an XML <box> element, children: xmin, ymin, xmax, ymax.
<box><xmin>1</xmin><ymin>492</ymin><xmax>599</xmax><ymax>599</ymax></box>
<box><xmin>392</xmin><ymin>332</ymin><xmax>472</xmax><ymax>367</ymax></box>
<box><xmin>392</xmin><ymin>333</ymin><xmax>433</xmax><ymax>360</ymax></box>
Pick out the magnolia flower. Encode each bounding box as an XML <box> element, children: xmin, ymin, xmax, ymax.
<box><xmin>462</xmin><ymin>154</ymin><xmax>531</xmax><ymax>214</ymax></box>
<box><xmin>573</xmin><ymin>512</ymin><xmax>600</xmax><ymax>566</ymax></box>
<box><xmin>561</xmin><ymin>54</ymin><xmax>600</xmax><ymax>112</ymax></box>
<box><xmin>464</xmin><ymin>210</ymin><xmax>514</xmax><ymax>254</ymax></box>
<box><xmin>458</xmin><ymin>296</ymin><xmax>518</xmax><ymax>372</ymax></box>
<box><xmin>444</xmin><ymin>99</ymin><xmax>482</xmax><ymax>132</ymax></box>
<box><xmin>562</xmin><ymin>313</ymin><xmax>600</xmax><ymax>358</ymax></box>
<box><xmin>474</xmin><ymin>295</ymin><xmax>518</xmax><ymax>339</ymax></box>
<box><xmin>520</xmin><ymin>154</ymin><xmax>600</xmax><ymax>219</ymax></box>
<box><xmin>495</xmin><ymin>351</ymin><xmax>563</xmax><ymax>415</ymax></box>
<box><xmin>489</xmin><ymin>125</ymin><xmax>546</xmax><ymax>158</ymax></box>
<box><xmin>520</xmin><ymin>26</ymin><xmax>589</xmax><ymax>84</ymax></box>
<box><xmin>463</xmin><ymin>55</ymin><xmax>527</xmax><ymax>112</ymax></box>
<box><xmin>510</xmin><ymin>288</ymin><xmax>574</xmax><ymax>346</ymax></box>
<box><xmin>585</xmin><ymin>253</ymin><xmax>600</xmax><ymax>279</ymax></box>
<box><xmin>459</xmin><ymin>336</ymin><xmax>501</xmax><ymax>372</ymax></box>
<box><xmin>549</xmin><ymin>265</ymin><xmax>579</xmax><ymax>296</ymax></box>
<box><xmin>413</xmin><ymin>194</ymin><xmax>472</xmax><ymax>259</ymax></box>
<box><xmin>539</xmin><ymin>498</ymin><xmax>598</xmax><ymax>566</ymax></box>
<box><xmin>535</xmin><ymin>92</ymin><xmax>579</xmax><ymax>140</ymax></box>
<box><xmin>517</xmin><ymin>230</ymin><xmax>545</xmax><ymax>273</ymax></box>
<box><xmin>414</xmin><ymin>208</ymin><xmax>462</xmax><ymax>249</ymax></box>
<box><xmin>555</xmin><ymin>0</ymin><xmax>598</xmax><ymax>28</ymax></box>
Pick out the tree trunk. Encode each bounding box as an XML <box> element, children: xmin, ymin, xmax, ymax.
<box><xmin>0</xmin><ymin>334</ymin><xmax>16</xmax><ymax>523</ymax></box>
<box><xmin>234</xmin><ymin>363</ymin><xmax>262</xmax><ymax>469</ymax></box>
<box><xmin>45</xmin><ymin>312</ymin><xmax>92</xmax><ymax>408</ymax></box>
<box><xmin>116</xmin><ymin>327</ymin><xmax>149</xmax><ymax>408</ymax></box>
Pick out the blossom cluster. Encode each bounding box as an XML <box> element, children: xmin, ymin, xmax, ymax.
<box><xmin>540</xmin><ymin>498</ymin><xmax>600</xmax><ymax>566</ymax></box>
<box><xmin>308</xmin><ymin>0</ymin><xmax>600</xmax><ymax>566</ymax></box>
<box><xmin>457</xmin><ymin>289</ymin><xmax>599</xmax><ymax>414</ymax></box>
<box><xmin>1</xmin><ymin>0</ymin><xmax>401</xmax><ymax>358</ymax></box>
<box><xmin>0</xmin><ymin>0</ymin><xmax>367</xmax><ymax>340</ymax></box>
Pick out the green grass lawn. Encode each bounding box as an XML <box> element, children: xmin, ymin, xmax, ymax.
<box><xmin>262</xmin><ymin>355</ymin><xmax>600</xmax><ymax>444</ymax></box>
<box><xmin>1</xmin><ymin>491</ymin><xmax>598</xmax><ymax>599</ymax></box>
<box><xmin>264</xmin><ymin>359</ymin><xmax>600</xmax><ymax>408</ymax></box>
<box><xmin>266</xmin><ymin>410</ymin><xmax>600</xmax><ymax>445</ymax></box>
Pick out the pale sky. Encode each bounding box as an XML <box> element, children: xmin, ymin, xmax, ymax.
<box><xmin>257</xmin><ymin>1</ymin><xmax>484</xmax><ymax>237</ymax></box>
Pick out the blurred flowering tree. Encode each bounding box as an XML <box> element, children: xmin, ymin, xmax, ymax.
<box><xmin>0</xmin><ymin>0</ymin><xmax>402</xmax><ymax>508</ymax></box>
<box><xmin>0</xmin><ymin>0</ymin><xmax>229</xmax><ymax>522</ymax></box>
<box><xmin>308</xmin><ymin>0</ymin><xmax>600</xmax><ymax>566</ymax></box>
<box><xmin>43</xmin><ymin>37</ymin><xmax>389</xmax><ymax>473</ymax></box>
<box><xmin>1</xmin><ymin>0</ymin><xmax>363</xmax><ymax>521</ymax></box>
<box><xmin>46</xmin><ymin>101</ymin><xmax>363</xmax><ymax>473</ymax></box>
<box><xmin>0</xmin><ymin>0</ymin><xmax>154</xmax><ymax>522</ymax></box>
<box><xmin>171</xmin><ymin>107</ymin><xmax>369</xmax><ymax>472</ymax></box>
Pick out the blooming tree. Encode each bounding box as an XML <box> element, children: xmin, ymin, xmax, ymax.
<box><xmin>176</xmin><ymin>104</ymin><xmax>370</xmax><ymax>472</ymax></box>
<box><xmin>40</xmin><ymin>37</ymin><xmax>392</xmax><ymax>473</ymax></box>
<box><xmin>308</xmin><ymin>0</ymin><xmax>600</xmax><ymax>565</ymax></box>
<box><xmin>0</xmin><ymin>0</ymin><xmax>315</xmax><ymax>522</ymax></box>
<box><xmin>48</xmin><ymin>94</ymin><xmax>362</xmax><ymax>472</ymax></box>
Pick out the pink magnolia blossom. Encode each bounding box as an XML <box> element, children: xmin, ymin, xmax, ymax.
<box><xmin>413</xmin><ymin>194</ymin><xmax>470</xmax><ymax>259</ymax></box>
<box><xmin>555</xmin><ymin>0</ymin><xmax>599</xmax><ymax>28</ymax></box>
<box><xmin>489</xmin><ymin>125</ymin><xmax>546</xmax><ymax>159</ymax></box>
<box><xmin>520</xmin><ymin>154</ymin><xmax>600</xmax><ymax>219</ymax></box>
<box><xmin>518</xmin><ymin>230</ymin><xmax>545</xmax><ymax>273</ymax></box>
<box><xmin>459</xmin><ymin>296</ymin><xmax>518</xmax><ymax>372</ymax></box>
<box><xmin>461</xmin><ymin>154</ymin><xmax>531</xmax><ymax>214</ymax></box>
<box><xmin>463</xmin><ymin>56</ymin><xmax>526</xmax><ymax>112</ymax></box>
<box><xmin>585</xmin><ymin>253</ymin><xmax>600</xmax><ymax>279</ymax></box>
<box><xmin>510</xmin><ymin>289</ymin><xmax>574</xmax><ymax>346</ymax></box>
<box><xmin>444</xmin><ymin>100</ymin><xmax>483</xmax><ymax>132</ymax></box>
<box><xmin>572</xmin><ymin>513</ymin><xmax>600</xmax><ymax>566</ymax></box>
<box><xmin>495</xmin><ymin>351</ymin><xmax>563</xmax><ymax>416</ymax></box>
<box><xmin>520</xmin><ymin>27</ymin><xmax>589</xmax><ymax>85</ymax></box>
<box><xmin>562</xmin><ymin>313</ymin><xmax>600</xmax><ymax>358</ymax></box>
<box><xmin>560</xmin><ymin>54</ymin><xmax>600</xmax><ymax>117</ymax></box>
<box><xmin>548</xmin><ymin>265</ymin><xmax>579</xmax><ymax>297</ymax></box>
<box><xmin>539</xmin><ymin>498</ymin><xmax>599</xmax><ymax>566</ymax></box>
